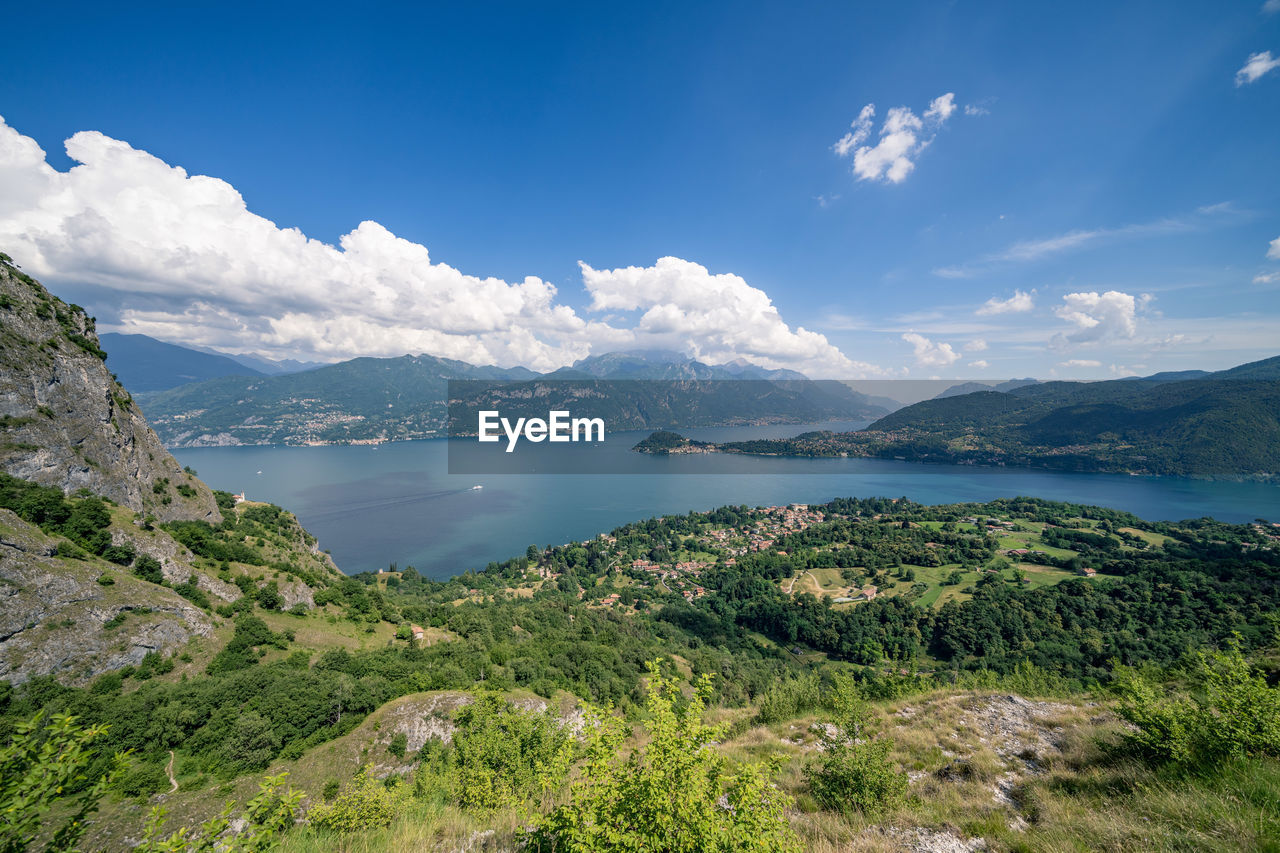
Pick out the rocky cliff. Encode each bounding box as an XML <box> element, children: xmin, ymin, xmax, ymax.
<box><xmin>0</xmin><ymin>507</ymin><xmax>215</xmax><ymax>685</ymax></box>
<box><xmin>0</xmin><ymin>256</ymin><xmax>219</xmax><ymax>523</ymax></box>
<box><xmin>0</xmin><ymin>255</ymin><xmax>344</xmax><ymax>685</ymax></box>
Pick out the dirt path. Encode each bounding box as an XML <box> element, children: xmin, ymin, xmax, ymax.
<box><xmin>783</xmin><ymin>570</ymin><xmax>806</xmax><ymax>595</ymax></box>
<box><xmin>165</xmin><ymin>750</ymin><xmax>178</xmax><ymax>793</ymax></box>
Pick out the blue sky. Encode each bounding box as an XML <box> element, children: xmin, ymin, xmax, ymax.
<box><xmin>1</xmin><ymin>0</ymin><xmax>1277</xmax><ymax>378</ymax></box>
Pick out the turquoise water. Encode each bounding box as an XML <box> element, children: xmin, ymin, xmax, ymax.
<box><xmin>173</xmin><ymin>423</ymin><xmax>1280</xmax><ymax>579</ymax></box>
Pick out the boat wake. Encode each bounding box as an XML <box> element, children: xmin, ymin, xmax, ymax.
<box><xmin>301</xmin><ymin>487</ymin><xmax>482</xmax><ymax>522</ymax></box>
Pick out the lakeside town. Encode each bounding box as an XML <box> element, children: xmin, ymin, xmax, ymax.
<box><xmin>377</xmin><ymin>498</ymin><xmax>1209</xmax><ymax>620</ymax></box>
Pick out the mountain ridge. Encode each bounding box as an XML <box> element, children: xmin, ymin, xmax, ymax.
<box><xmin>651</xmin><ymin>356</ymin><xmax>1280</xmax><ymax>479</ymax></box>
<box><xmin>138</xmin><ymin>351</ymin><xmax>884</xmax><ymax>447</ymax></box>
<box><xmin>99</xmin><ymin>332</ymin><xmax>267</xmax><ymax>391</ymax></box>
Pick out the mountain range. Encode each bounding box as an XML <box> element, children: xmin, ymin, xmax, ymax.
<box><xmin>933</xmin><ymin>378</ymin><xmax>1039</xmax><ymax>399</ymax></box>
<box><xmin>135</xmin><ymin>346</ymin><xmax>889</xmax><ymax>447</ymax></box>
<box><xmin>676</xmin><ymin>356</ymin><xmax>1280</xmax><ymax>479</ymax></box>
<box><xmin>100</xmin><ymin>332</ymin><xmax>330</xmax><ymax>392</ymax></box>
<box><xmin>99</xmin><ymin>333</ymin><xmax>267</xmax><ymax>391</ymax></box>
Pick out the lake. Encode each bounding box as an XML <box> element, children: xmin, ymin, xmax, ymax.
<box><xmin>172</xmin><ymin>421</ymin><xmax>1280</xmax><ymax>579</ymax></box>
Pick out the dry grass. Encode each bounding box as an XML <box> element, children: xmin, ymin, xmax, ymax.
<box><xmin>278</xmin><ymin>800</ymin><xmax>528</xmax><ymax>853</ymax></box>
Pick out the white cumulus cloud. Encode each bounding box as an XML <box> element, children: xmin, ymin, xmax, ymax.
<box><xmin>1051</xmin><ymin>291</ymin><xmax>1145</xmax><ymax>346</ymax></box>
<box><xmin>1235</xmin><ymin>51</ymin><xmax>1280</xmax><ymax>86</ymax></box>
<box><xmin>1058</xmin><ymin>359</ymin><xmax>1102</xmax><ymax>368</ymax></box>
<box><xmin>579</xmin><ymin>257</ymin><xmax>878</xmax><ymax>376</ymax></box>
<box><xmin>901</xmin><ymin>332</ymin><xmax>960</xmax><ymax>367</ymax></box>
<box><xmin>833</xmin><ymin>104</ymin><xmax>875</xmax><ymax>157</ymax></box>
<box><xmin>963</xmin><ymin>338</ymin><xmax>988</xmax><ymax>352</ymax></box>
<box><xmin>968</xmin><ymin>359</ymin><xmax>989</xmax><ymax>369</ymax></box>
<box><xmin>0</xmin><ymin>116</ymin><xmax>866</xmax><ymax>376</ymax></box>
<box><xmin>833</xmin><ymin>93</ymin><xmax>958</xmax><ymax>184</ymax></box>
<box><xmin>923</xmin><ymin>93</ymin><xmax>957</xmax><ymax>122</ymax></box>
<box><xmin>976</xmin><ymin>290</ymin><xmax>1034</xmax><ymax>316</ymax></box>
<box><xmin>1269</xmin><ymin>234</ymin><xmax>1280</xmax><ymax>258</ymax></box>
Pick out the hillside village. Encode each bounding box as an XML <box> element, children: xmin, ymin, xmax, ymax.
<box><xmin>451</xmin><ymin>499</ymin><xmax>1177</xmax><ymax>623</ymax></box>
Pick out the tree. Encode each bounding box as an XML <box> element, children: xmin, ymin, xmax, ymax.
<box><xmin>0</xmin><ymin>712</ymin><xmax>124</xmax><ymax>853</ymax></box>
<box><xmin>221</xmin><ymin>712</ymin><xmax>281</xmax><ymax>774</ymax></box>
<box><xmin>528</xmin><ymin>661</ymin><xmax>800</xmax><ymax>853</ymax></box>
<box><xmin>256</xmin><ymin>583</ymin><xmax>283</xmax><ymax>611</ymax></box>
<box><xmin>134</xmin><ymin>554</ymin><xmax>165</xmax><ymax>584</ymax></box>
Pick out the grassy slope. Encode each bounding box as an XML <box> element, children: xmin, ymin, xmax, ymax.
<box><xmin>166</xmin><ymin>684</ymin><xmax>1280</xmax><ymax>853</ymax></box>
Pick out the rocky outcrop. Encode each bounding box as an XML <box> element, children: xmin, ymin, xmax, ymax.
<box><xmin>0</xmin><ymin>509</ymin><xmax>214</xmax><ymax>685</ymax></box>
<box><xmin>0</xmin><ymin>259</ymin><xmax>219</xmax><ymax>523</ymax></box>
<box><xmin>277</xmin><ymin>577</ymin><xmax>316</xmax><ymax>610</ymax></box>
<box><xmin>110</xmin><ymin>526</ymin><xmax>241</xmax><ymax>603</ymax></box>
<box><xmin>0</xmin><ymin>258</ymin><xmax>349</xmax><ymax>685</ymax></box>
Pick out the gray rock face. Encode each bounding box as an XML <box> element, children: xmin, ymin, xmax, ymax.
<box><xmin>0</xmin><ymin>261</ymin><xmax>220</xmax><ymax>523</ymax></box>
<box><xmin>277</xmin><ymin>577</ymin><xmax>316</xmax><ymax>610</ymax></box>
<box><xmin>113</xmin><ymin>527</ymin><xmax>241</xmax><ymax>603</ymax></box>
<box><xmin>0</xmin><ymin>509</ymin><xmax>214</xmax><ymax>685</ymax></box>
<box><xmin>0</xmin><ymin>261</ymin><xmax>348</xmax><ymax>685</ymax></box>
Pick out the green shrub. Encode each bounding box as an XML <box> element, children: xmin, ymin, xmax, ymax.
<box><xmin>90</xmin><ymin>672</ymin><xmax>123</xmax><ymax>696</ymax></box>
<box><xmin>133</xmin><ymin>554</ymin><xmax>164</xmax><ymax>584</ymax></box>
<box><xmin>66</xmin><ymin>333</ymin><xmax>107</xmax><ymax>360</ymax></box>
<box><xmin>115</xmin><ymin>760</ymin><xmax>169</xmax><ymax>798</ymax></box>
<box><xmin>450</xmin><ymin>693</ymin><xmax>574</xmax><ymax>811</ymax></box>
<box><xmin>1115</xmin><ymin>641</ymin><xmax>1280</xmax><ymax>765</ymax></box>
<box><xmin>134</xmin><ymin>772</ymin><xmax>301</xmax><ymax>852</ymax></box>
<box><xmin>55</xmin><ymin>540</ymin><xmax>88</xmax><ymax>560</ymax></box>
<box><xmin>528</xmin><ymin>661</ymin><xmax>801</xmax><ymax>853</ymax></box>
<box><xmin>387</xmin><ymin>732</ymin><xmax>407</xmax><ymax>759</ymax></box>
<box><xmin>0</xmin><ymin>711</ymin><xmax>124</xmax><ymax>852</ymax></box>
<box><xmin>172</xmin><ymin>576</ymin><xmax>212</xmax><ymax>610</ymax></box>
<box><xmin>256</xmin><ymin>583</ymin><xmax>283</xmax><ymax>611</ymax></box>
<box><xmin>804</xmin><ymin>689</ymin><xmax>908</xmax><ymax>817</ymax></box>
<box><xmin>102</xmin><ymin>543</ymin><xmax>136</xmax><ymax>566</ymax></box>
<box><xmin>754</xmin><ymin>673</ymin><xmax>822</xmax><ymax>724</ymax></box>
<box><xmin>307</xmin><ymin>767</ymin><xmax>408</xmax><ymax>832</ymax></box>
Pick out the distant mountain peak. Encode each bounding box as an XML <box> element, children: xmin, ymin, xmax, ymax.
<box><xmin>568</xmin><ymin>351</ymin><xmax>808</xmax><ymax>381</ymax></box>
<box><xmin>934</xmin><ymin>378</ymin><xmax>1039</xmax><ymax>399</ymax></box>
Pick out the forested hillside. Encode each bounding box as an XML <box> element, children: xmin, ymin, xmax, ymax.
<box><xmin>4</xmin><ymin>495</ymin><xmax>1279</xmax><ymax>851</ymax></box>
<box><xmin>695</xmin><ymin>359</ymin><xmax>1280</xmax><ymax>478</ymax></box>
